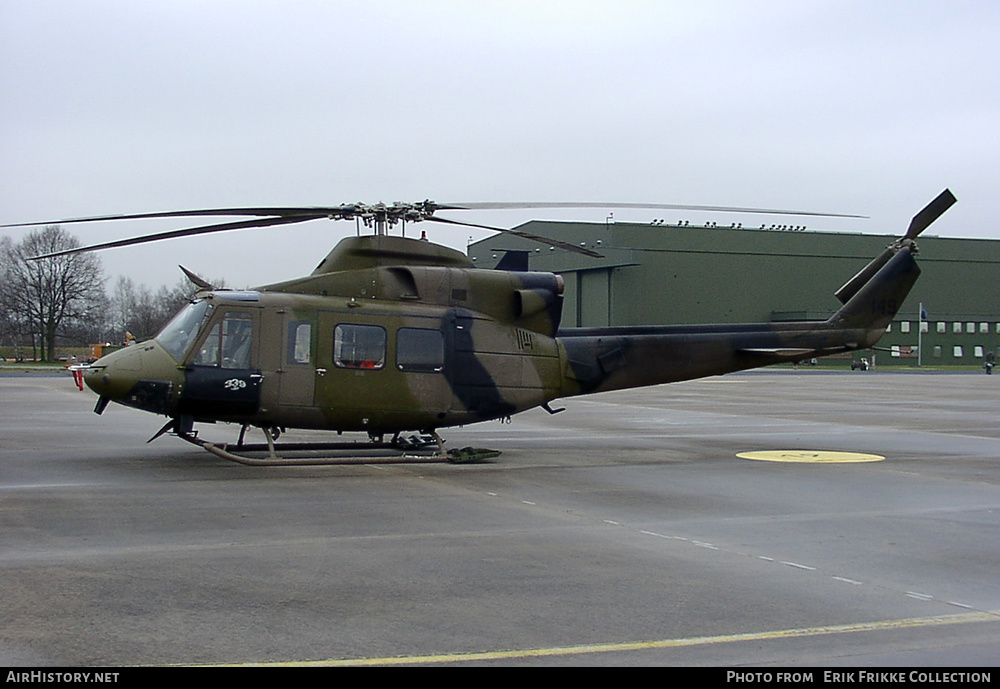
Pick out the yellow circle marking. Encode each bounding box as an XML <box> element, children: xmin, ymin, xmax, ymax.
<box><xmin>737</xmin><ymin>450</ymin><xmax>884</xmax><ymax>463</ymax></box>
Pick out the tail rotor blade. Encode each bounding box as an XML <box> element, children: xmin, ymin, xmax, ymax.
<box><xmin>905</xmin><ymin>189</ymin><xmax>956</xmax><ymax>240</ymax></box>
<box><xmin>835</xmin><ymin>189</ymin><xmax>957</xmax><ymax>305</ymax></box>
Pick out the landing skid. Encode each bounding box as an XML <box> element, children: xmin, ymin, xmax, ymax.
<box><xmin>173</xmin><ymin>425</ymin><xmax>499</xmax><ymax>467</ymax></box>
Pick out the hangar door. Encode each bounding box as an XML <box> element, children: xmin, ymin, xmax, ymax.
<box><xmin>577</xmin><ymin>268</ymin><xmax>611</xmax><ymax>327</ymax></box>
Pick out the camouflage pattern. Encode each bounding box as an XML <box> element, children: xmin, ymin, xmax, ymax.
<box><xmin>83</xmin><ymin>193</ymin><xmax>950</xmax><ymax>440</ymax></box>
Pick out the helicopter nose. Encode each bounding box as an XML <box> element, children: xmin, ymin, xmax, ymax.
<box><xmin>84</xmin><ymin>346</ymin><xmax>142</xmax><ymax>400</ymax></box>
<box><xmin>83</xmin><ymin>340</ymin><xmax>182</xmax><ymax>415</ymax></box>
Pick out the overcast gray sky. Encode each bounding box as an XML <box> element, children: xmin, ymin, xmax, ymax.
<box><xmin>2</xmin><ymin>0</ymin><xmax>997</xmax><ymax>290</ymax></box>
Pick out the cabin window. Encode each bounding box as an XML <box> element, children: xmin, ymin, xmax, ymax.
<box><xmin>287</xmin><ymin>322</ymin><xmax>312</xmax><ymax>365</ymax></box>
<box><xmin>194</xmin><ymin>311</ymin><xmax>254</xmax><ymax>369</ymax></box>
<box><xmin>397</xmin><ymin>328</ymin><xmax>444</xmax><ymax>373</ymax></box>
<box><xmin>334</xmin><ymin>324</ymin><xmax>385</xmax><ymax>369</ymax></box>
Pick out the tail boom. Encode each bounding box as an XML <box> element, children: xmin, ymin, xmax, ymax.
<box><xmin>556</xmin><ymin>190</ymin><xmax>951</xmax><ymax>398</ymax></box>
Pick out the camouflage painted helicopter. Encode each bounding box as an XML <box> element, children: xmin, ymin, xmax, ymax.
<box><xmin>3</xmin><ymin>191</ymin><xmax>955</xmax><ymax>464</ymax></box>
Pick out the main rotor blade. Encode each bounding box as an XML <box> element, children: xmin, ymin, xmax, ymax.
<box><xmin>425</xmin><ymin>216</ymin><xmax>604</xmax><ymax>258</ymax></box>
<box><xmin>905</xmin><ymin>189</ymin><xmax>956</xmax><ymax>239</ymax></box>
<box><xmin>29</xmin><ymin>215</ymin><xmax>327</xmax><ymax>260</ymax></box>
<box><xmin>437</xmin><ymin>201</ymin><xmax>867</xmax><ymax>219</ymax></box>
<box><xmin>2</xmin><ymin>199</ymin><xmax>867</xmax><ymax>232</ymax></box>
<box><xmin>2</xmin><ymin>206</ymin><xmax>355</xmax><ymax>229</ymax></box>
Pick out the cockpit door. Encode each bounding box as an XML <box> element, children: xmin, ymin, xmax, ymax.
<box><xmin>180</xmin><ymin>309</ymin><xmax>262</xmax><ymax>418</ymax></box>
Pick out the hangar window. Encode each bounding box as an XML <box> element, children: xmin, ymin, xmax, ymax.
<box><xmin>334</xmin><ymin>324</ymin><xmax>386</xmax><ymax>369</ymax></box>
<box><xmin>396</xmin><ymin>328</ymin><xmax>445</xmax><ymax>373</ymax></box>
<box><xmin>953</xmin><ymin>346</ymin><xmax>964</xmax><ymax>358</ymax></box>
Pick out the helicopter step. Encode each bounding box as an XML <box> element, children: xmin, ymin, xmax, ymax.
<box><xmin>172</xmin><ymin>424</ymin><xmax>499</xmax><ymax>467</ymax></box>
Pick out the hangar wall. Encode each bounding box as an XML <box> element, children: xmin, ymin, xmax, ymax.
<box><xmin>468</xmin><ymin>221</ymin><xmax>1000</xmax><ymax>367</ymax></box>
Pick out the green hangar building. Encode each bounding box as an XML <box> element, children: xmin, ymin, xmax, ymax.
<box><xmin>468</xmin><ymin>220</ymin><xmax>1000</xmax><ymax>367</ymax></box>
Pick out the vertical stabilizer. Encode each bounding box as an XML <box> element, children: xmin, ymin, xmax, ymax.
<box><xmin>830</xmin><ymin>247</ymin><xmax>921</xmax><ymax>333</ymax></box>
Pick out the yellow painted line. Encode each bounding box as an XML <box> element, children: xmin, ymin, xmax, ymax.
<box><xmin>220</xmin><ymin>609</ymin><xmax>999</xmax><ymax>666</ymax></box>
<box><xmin>737</xmin><ymin>450</ymin><xmax>885</xmax><ymax>463</ymax></box>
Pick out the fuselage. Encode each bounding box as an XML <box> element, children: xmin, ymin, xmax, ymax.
<box><xmin>85</xmin><ymin>236</ymin><xmax>569</xmax><ymax>434</ymax></box>
<box><xmin>84</xmin><ymin>229</ymin><xmax>921</xmax><ymax>437</ymax></box>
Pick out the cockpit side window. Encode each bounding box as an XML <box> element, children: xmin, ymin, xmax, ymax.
<box><xmin>156</xmin><ymin>300</ymin><xmax>213</xmax><ymax>361</ymax></box>
<box><xmin>194</xmin><ymin>311</ymin><xmax>254</xmax><ymax>369</ymax></box>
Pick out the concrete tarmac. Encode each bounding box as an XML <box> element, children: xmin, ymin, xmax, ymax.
<box><xmin>1</xmin><ymin>370</ymin><xmax>998</xmax><ymax>667</ymax></box>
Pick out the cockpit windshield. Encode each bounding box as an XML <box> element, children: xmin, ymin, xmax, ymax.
<box><xmin>155</xmin><ymin>299</ymin><xmax>213</xmax><ymax>361</ymax></box>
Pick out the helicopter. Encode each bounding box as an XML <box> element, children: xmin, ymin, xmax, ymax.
<box><xmin>2</xmin><ymin>190</ymin><xmax>956</xmax><ymax>465</ymax></box>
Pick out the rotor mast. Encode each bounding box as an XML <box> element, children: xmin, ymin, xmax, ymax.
<box><xmin>356</xmin><ymin>201</ymin><xmax>439</xmax><ymax>237</ymax></box>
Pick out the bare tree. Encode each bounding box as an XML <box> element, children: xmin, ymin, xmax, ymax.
<box><xmin>109</xmin><ymin>275</ymin><xmax>171</xmax><ymax>342</ymax></box>
<box><xmin>153</xmin><ymin>276</ymin><xmax>204</xmax><ymax>322</ymax></box>
<box><xmin>0</xmin><ymin>236</ymin><xmax>30</xmax><ymax>359</ymax></box>
<box><xmin>2</xmin><ymin>227</ymin><xmax>105</xmax><ymax>361</ymax></box>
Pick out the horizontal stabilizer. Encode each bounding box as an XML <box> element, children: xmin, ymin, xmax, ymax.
<box><xmin>739</xmin><ymin>348</ymin><xmax>815</xmax><ymax>358</ymax></box>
